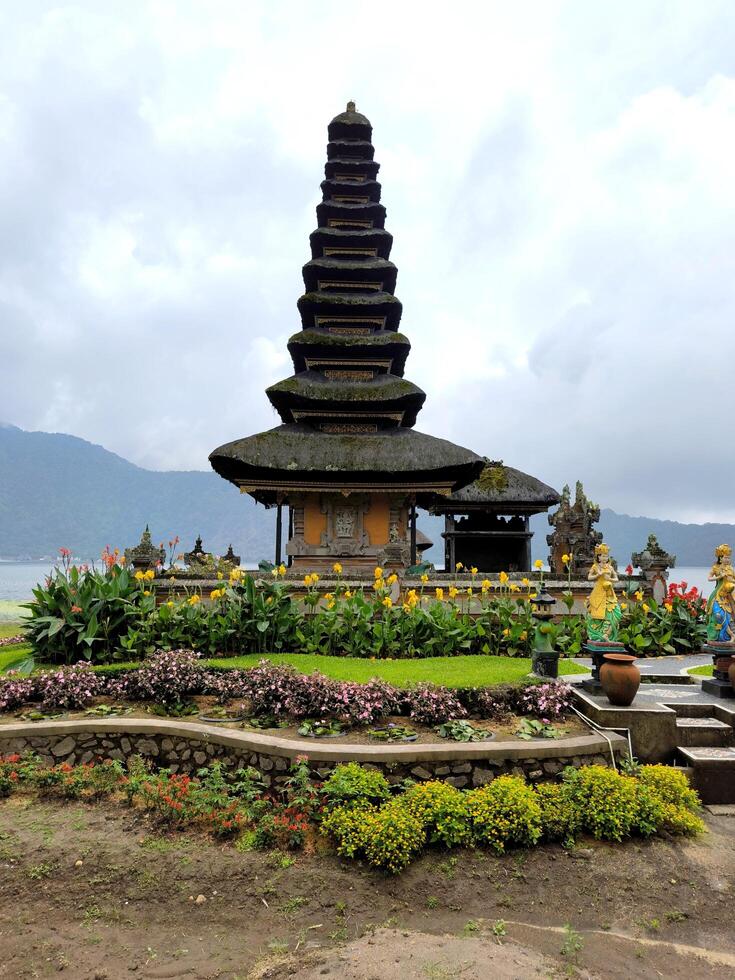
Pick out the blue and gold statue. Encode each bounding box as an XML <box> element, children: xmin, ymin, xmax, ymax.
<box><xmin>706</xmin><ymin>544</ymin><xmax>735</xmax><ymax>643</ymax></box>
<box><xmin>586</xmin><ymin>543</ymin><xmax>622</xmax><ymax>642</ymax></box>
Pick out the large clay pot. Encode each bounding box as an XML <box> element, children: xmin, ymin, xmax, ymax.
<box><xmin>600</xmin><ymin>653</ymin><xmax>641</xmax><ymax>707</ymax></box>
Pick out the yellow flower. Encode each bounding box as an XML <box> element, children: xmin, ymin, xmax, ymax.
<box><xmin>230</xmin><ymin>568</ymin><xmax>242</xmax><ymax>581</ymax></box>
<box><xmin>448</xmin><ymin>586</ymin><xmax>459</xmax><ymax>600</ymax></box>
<box><xmin>456</xmin><ymin>562</ymin><xmax>464</xmax><ymax>571</ymax></box>
<box><xmin>520</xmin><ymin>630</ymin><xmax>527</xmax><ymax>641</ymax></box>
<box><xmin>209</xmin><ymin>589</ymin><xmax>220</xmax><ymax>600</ymax></box>
<box><xmin>188</xmin><ymin>594</ymin><xmax>201</xmax><ymax>606</ymax></box>
<box><xmin>435</xmin><ymin>587</ymin><xmax>444</xmax><ymax>601</ymax></box>
<box><xmin>642</xmin><ymin>602</ymin><xmax>650</xmax><ymax>614</ymax></box>
<box><xmin>521</xmin><ymin>577</ymin><xmax>530</xmax><ymax>587</ymax></box>
<box><xmin>499</xmin><ymin>571</ymin><xmax>509</xmax><ymax>584</ymax></box>
<box><xmin>562</xmin><ymin>553</ymin><xmax>571</xmax><ymax>565</ymax></box>
<box><xmin>382</xmin><ymin>596</ymin><xmax>393</xmax><ymax>608</ymax></box>
<box><xmin>304</xmin><ymin>574</ymin><xmax>313</xmax><ymax>587</ymax></box>
<box><xmin>266</xmin><ymin>596</ymin><xmax>273</xmax><ymax>604</ymax></box>
<box><xmin>420</xmin><ymin>573</ymin><xmax>429</xmax><ymax>584</ymax></box>
<box><xmin>481</xmin><ymin>579</ymin><xmax>491</xmax><ymax>591</ymax></box>
<box><xmin>534</xmin><ymin>559</ymin><xmax>544</xmax><ymax>570</ymax></box>
<box><xmin>145</xmin><ymin>569</ymin><xmax>155</xmax><ymax>580</ymax></box>
<box><xmin>134</xmin><ymin>570</ymin><xmax>145</xmax><ymax>581</ymax></box>
<box><xmin>373</xmin><ymin>578</ymin><xmax>384</xmax><ymax>591</ymax></box>
<box><xmin>278</xmin><ymin>564</ymin><xmax>286</xmax><ymax>576</ymax></box>
<box><xmin>143</xmin><ymin>590</ymin><xmax>151</xmax><ymax>596</ymax></box>
<box><xmin>470</xmin><ymin>566</ymin><xmax>478</xmax><ymax>576</ymax></box>
<box><xmin>271</xmin><ymin>568</ymin><xmax>279</xmax><ymax>577</ymax></box>
<box><xmin>634</xmin><ymin>589</ymin><xmax>644</xmax><ymax>602</ymax></box>
<box><xmin>374</xmin><ymin>566</ymin><xmax>383</xmax><ymax>578</ymax></box>
<box><xmin>509</xmin><ymin>583</ymin><xmax>520</xmax><ymax>593</ymax></box>
<box><xmin>311</xmin><ymin>572</ymin><xmax>320</xmax><ymax>583</ymax></box>
<box><xmin>387</xmin><ymin>573</ymin><xmax>398</xmax><ymax>585</ymax></box>
<box><xmin>326</xmin><ymin>600</ymin><xmax>335</xmax><ymax>610</ymax></box>
<box><xmin>502</xmin><ymin>628</ymin><xmax>510</xmax><ymax>637</ymax></box>
<box><xmin>166</xmin><ymin>600</ymin><xmax>174</xmax><ymax>608</ymax></box>
<box><xmin>620</xmin><ymin>602</ymin><xmax>627</xmax><ymax>610</ymax></box>
<box><xmin>217</xmin><ymin>571</ymin><xmax>224</xmax><ymax>580</ymax></box>
<box><xmin>466</xmin><ymin>587</ymin><xmax>473</xmax><ymax>597</ymax></box>
<box><xmin>324</xmin><ymin>593</ymin><xmax>334</xmax><ymax>601</ymax></box>
<box><xmin>529</xmin><ymin>592</ymin><xmax>537</xmax><ymax>600</ymax></box>
<box><xmin>333</xmin><ymin>562</ymin><xmax>343</xmax><ymax>575</ymax></box>
<box><xmin>344</xmin><ymin>589</ymin><xmax>353</xmax><ymax>599</ymax></box>
<box><xmin>664</xmin><ymin>601</ymin><xmax>673</xmax><ymax>612</ymax></box>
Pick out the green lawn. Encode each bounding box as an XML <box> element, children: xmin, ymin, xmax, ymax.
<box><xmin>0</xmin><ymin>603</ymin><xmax>27</xmax><ymax>624</ymax></box>
<box><xmin>688</xmin><ymin>664</ymin><xmax>714</xmax><ymax>677</ymax></box>
<box><xmin>207</xmin><ymin>653</ymin><xmax>588</xmax><ymax>688</ymax></box>
<box><xmin>0</xmin><ymin>620</ymin><xmax>26</xmax><ymax>638</ymax></box>
<box><xmin>0</xmin><ymin>648</ymin><xmax>588</xmax><ymax>687</ymax></box>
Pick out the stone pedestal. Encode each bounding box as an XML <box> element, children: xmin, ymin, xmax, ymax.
<box><xmin>580</xmin><ymin>641</ymin><xmax>627</xmax><ymax>693</ymax></box>
<box><xmin>701</xmin><ymin>642</ymin><xmax>735</xmax><ymax>699</ymax></box>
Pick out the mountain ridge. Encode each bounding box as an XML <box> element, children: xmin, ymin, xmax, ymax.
<box><xmin>0</xmin><ymin>424</ymin><xmax>730</xmax><ymax>566</ymax></box>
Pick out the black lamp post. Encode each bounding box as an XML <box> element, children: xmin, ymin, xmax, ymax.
<box><xmin>531</xmin><ymin>587</ymin><xmax>559</xmax><ymax>679</ymax></box>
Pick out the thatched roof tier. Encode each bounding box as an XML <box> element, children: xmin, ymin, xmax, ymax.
<box><xmin>297</xmin><ymin>290</ymin><xmax>403</xmax><ymax>331</ymax></box>
<box><xmin>287</xmin><ymin>330</ymin><xmax>410</xmax><ymax>376</ymax></box>
<box><xmin>266</xmin><ymin>372</ymin><xmax>425</xmax><ymax>426</ymax></box>
<box><xmin>430</xmin><ymin>464</ymin><xmax>561</xmax><ymax>516</ymax></box>
<box><xmin>316</xmin><ymin>200</ymin><xmax>386</xmax><ymax>228</ymax></box>
<box><xmin>324</xmin><ymin>158</ymin><xmax>380</xmax><ymax>181</ymax></box>
<box><xmin>302</xmin><ymin>257</ymin><xmax>397</xmax><ymax>294</ymax></box>
<box><xmin>327</xmin><ymin>139</ymin><xmax>374</xmax><ymax>161</ymax></box>
<box><xmin>209</xmin><ymin>425</ymin><xmax>484</xmax><ymax>504</ymax></box>
<box><xmin>328</xmin><ymin>104</ymin><xmax>372</xmax><ymax>141</ymax></box>
<box><xmin>309</xmin><ymin>226</ymin><xmax>393</xmax><ymax>260</ymax></box>
<box><xmin>321</xmin><ymin>178</ymin><xmax>382</xmax><ymax>203</ymax></box>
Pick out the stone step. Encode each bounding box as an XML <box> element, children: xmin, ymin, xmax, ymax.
<box><xmin>640</xmin><ymin>673</ymin><xmax>695</xmax><ymax>685</ymax></box>
<box><xmin>675</xmin><ymin>717</ymin><xmax>734</xmax><ymax>749</ymax></box>
<box><xmin>677</xmin><ymin>747</ymin><xmax>735</xmax><ymax>804</ymax></box>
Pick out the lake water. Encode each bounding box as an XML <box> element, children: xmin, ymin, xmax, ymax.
<box><xmin>0</xmin><ymin>560</ymin><xmax>713</xmax><ymax>602</ymax></box>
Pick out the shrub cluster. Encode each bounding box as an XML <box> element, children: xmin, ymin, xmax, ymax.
<box><xmin>1</xmin><ymin>754</ymin><xmax>705</xmax><ymax>872</ymax></box>
<box><xmin>321</xmin><ymin>764</ymin><xmax>705</xmax><ymax>872</ymax></box>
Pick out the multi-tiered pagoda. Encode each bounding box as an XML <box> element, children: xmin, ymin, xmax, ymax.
<box><xmin>210</xmin><ymin>103</ymin><xmax>484</xmax><ymax>571</ymax></box>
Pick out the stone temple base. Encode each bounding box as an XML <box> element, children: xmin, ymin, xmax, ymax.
<box><xmin>701</xmin><ymin>642</ymin><xmax>735</xmax><ymax>700</ymax></box>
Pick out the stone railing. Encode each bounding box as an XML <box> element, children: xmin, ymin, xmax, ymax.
<box><xmin>0</xmin><ymin>718</ymin><xmax>627</xmax><ymax>789</ymax></box>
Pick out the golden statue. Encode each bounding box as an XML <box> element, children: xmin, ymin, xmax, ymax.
<box><xmin>706</xmin><ymin>544</ymin><xmax>735</xmax><ymax>642</ymax></box>
<box><xmin>586</xmin><ymin>543</ymin><xmax>622</xmax><ymax>641</ymax></box>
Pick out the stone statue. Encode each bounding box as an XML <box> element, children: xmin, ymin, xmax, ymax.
<box><xmin>547</xmin><ymin>481</ymin><xmax>603</xmax><ymax>576</ymax></box>
<box><xmin>586</xmin><ymin>543</ymin><xmax>622</xmax><ymax>642</ymax></box>
<box><xmin>124</xmin><ymin>526</ymin><xmax>165</xmax><ymax>571</ymax></box>
<box><xmin>631</xmin><ymin>533</ymin><xmax>675</xmax><ymax>603</ymax></box>
<box><xmin>706</xmin><ymin>544</ymin><xmax>735</xmax><ymax>643</ymax></box>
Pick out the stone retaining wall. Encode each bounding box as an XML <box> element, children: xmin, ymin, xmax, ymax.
<box><xmin>0</xmin><ymin>719</ymin><xmax>627</xmax><ymax>789</ymax></box>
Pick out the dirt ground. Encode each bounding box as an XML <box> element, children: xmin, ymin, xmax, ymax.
<box><xmin>1</xmin><ymin>796</ymin><xmax>733</xmax><ymax>980</ymax></box>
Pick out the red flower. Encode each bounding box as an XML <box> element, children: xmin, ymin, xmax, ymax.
<box><xmin>71</xmin><ymin>605</ymin><xmax>82</xmax><ymax>614</ymax></box>
<box><xmin>625</xmin><ymin>564</ymin><xmax>633</xmax><ymax>576</ymax></box>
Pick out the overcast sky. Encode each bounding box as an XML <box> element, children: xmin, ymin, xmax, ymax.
<box><xmin>2</xmin><ymin>1</ymin><xmax>735</xmax><ymax>524</ymax></box>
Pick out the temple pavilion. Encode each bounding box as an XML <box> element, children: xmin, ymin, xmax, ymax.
<box><xmin>209</xmin><ymin>103</ymin><xmax>485</xmax><ymax>572</ymax></box>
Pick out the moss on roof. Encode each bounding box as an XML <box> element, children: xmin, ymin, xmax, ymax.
<box><xmin>288</xmin><ymin>330</ymin><xmax>410</xmax><ymax>347</ymax></box>
<box><xmin>267</xmin><ymin>373</ymin><xmax>423</xmax><ymax>402</ymax></box>
<box><xmin>442</xmin><ymin>465</ymin><xmax>560</xmax><ymax>506</ymax></box>
<box><xmin>299</xmin><ymin>291</ymin><xmax>401</xmax><ymax>306</ymax></box>
<box><xmin>210</xmin><ymin>425</ymin><xmax>484</xmax><ymax>477</ymax></box>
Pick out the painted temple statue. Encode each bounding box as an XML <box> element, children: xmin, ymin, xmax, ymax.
<box><xmin>585</xmin><ymin>543</ymin><xmax>622</xmax><ymax>642</ymax></box>
<box><xmin>706</xmin><ymin>544</ymin><xmax>735</xmax><ymax>643</ymax></box>
<box><xmin>209</xmin><ymin>104</ymin><xmax>486</xmax><ymax>572</ymax></box>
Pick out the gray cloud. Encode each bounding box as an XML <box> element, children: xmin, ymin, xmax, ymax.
<box><xmin>1</xmin><ymin>1</ymin><xmax>735</xmax><ymax>524</ymax></box>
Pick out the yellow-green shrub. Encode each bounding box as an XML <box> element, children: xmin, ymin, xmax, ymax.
<box><xmin>562</xmin><ymin>766</ymin><xmax>639</xmax><ymax>841</ymax></box>
<box><xmin>363</xmin><ymin>800</ymin><xmax>427</xmax><ymax>873</ymax></box>
<box><xmin>401</xmin><ymin>780</ymin><xmax>472</xmax><ymax>848</ymax></box>
<box><xmin>320</xmin><ymin>762</ymin><xmax>391</xmax><ymax>812</ymax></box>
<box><xmin>534</xmin><ymin>782</ymin><xmax>580</xmax><ymax>844</ymax></box>
<box><xmin>637</xmin><ymin>765</ymin><xmax>704</xmax><ymax>836</ymax></box>
<box><xmin>466</xmin><ymin>775</ymin><xmax>542</xmax><ymax>853</ymax></box>
<box><xmin>320</xmin><ymin>803</ymin><xmax>377</xmax><ymax>858</ymax></box>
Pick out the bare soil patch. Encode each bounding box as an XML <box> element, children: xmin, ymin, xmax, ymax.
<box><xmin>1</xmin><ymin>796</ymin><xmax>733</xmax><ymax>979</ymax></box>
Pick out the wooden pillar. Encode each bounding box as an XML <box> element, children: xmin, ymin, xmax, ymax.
<box><xmin>275</xmin><ymin>503</ymin><xmax>283</xmax><ymax>565</ymax></box>
<box><xmin>287</xmin><ymin>506</ymin><xmax>294</xmax><ymax>567</ymax></box>
<box><xmin>445</xmin><ymin>515</ymin><xmax>455</xmax><ymax>572</ymax></box>
<box><xmin>410</xmin><ymin>502</ymin><xmax>417</xmax><ymax>566</ymax></box>
<box><xmin>521</xmin><ymin>516</ymin><xmax>531</xmax><ymax>571</ymax></box>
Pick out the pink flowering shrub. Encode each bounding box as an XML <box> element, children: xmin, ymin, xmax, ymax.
<box><xmin>516</xmin><ymin>682</ymin><xmax>573</xmax><ymax>720</ymax></box>
<box><xmin>108</xmin><ymin>649</ymin><xmax>205</xmax><ymax>705</ymax></box>
<box><xmin>0</xmin><ymin>673</ymin><xmax>38</xmax><ymax>712</ymax></box>
<box><xmin>37</xmin><ymin>663</ymin><xmax>100</xmax><ymax>711</ymax></box>
<box><xmin>402</xmin><ymin>684</ymin><xmax>467</xmax><ymax>724</ymax></box>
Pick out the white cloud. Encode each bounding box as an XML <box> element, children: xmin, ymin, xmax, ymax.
<box><xmin>1</xmin><ymin>1</ymin><xmax>734</xmax><ymax>523</ymax></box>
